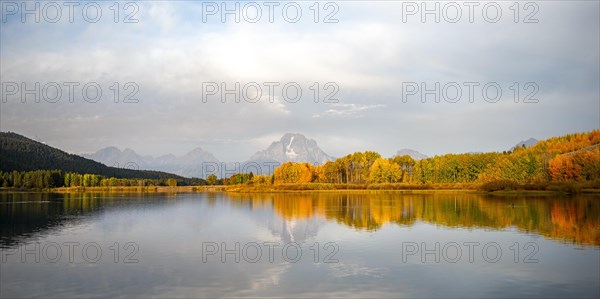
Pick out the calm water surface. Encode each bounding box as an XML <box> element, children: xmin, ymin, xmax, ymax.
<box><xmin>1</xmin><ymin>192</ymin><xmax>599</xmax><ymax>298</ymax></box>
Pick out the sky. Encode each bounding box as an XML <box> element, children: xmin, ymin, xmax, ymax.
<box><xmin>1</xmin><ymin>1</ymin><xmax>599</xmax><ymax>162</ymax></box>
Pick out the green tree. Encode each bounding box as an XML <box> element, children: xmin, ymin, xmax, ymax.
<box><xmin>206</xmin><ymin>174</ymin><xmax>217</xmax><ymax>185</ymax></box>
<box><xmin>71</xmin><ymin>173</ymin><xmax>81</xmax><ymax>187</ymax></box>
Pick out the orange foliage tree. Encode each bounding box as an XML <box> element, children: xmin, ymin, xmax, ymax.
<box><xmin>549</xmin><ymin>147</ymin><xmax>600</xmax><ymax>181</ymax></box>
<box><xmin>273</xmin><ymin>162</ymin><xmax>315</xmax><ymax>184</ymax></box>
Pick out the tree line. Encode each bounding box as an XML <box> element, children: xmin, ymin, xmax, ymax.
<box><xmin>0</xmin><ymin>170</ymin><xmax>188</xmax><ymax>189</ymax></box>
<box><xmin>218</xmin><ymin>130</ymin><xmax>600</xmax><ymax>185</ymax></box>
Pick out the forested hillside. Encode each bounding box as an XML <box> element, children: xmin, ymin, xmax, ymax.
<box><xmin>0</xmin><ymin>132</ymin><xmax>196</xmax><ymax>182</ymax></box>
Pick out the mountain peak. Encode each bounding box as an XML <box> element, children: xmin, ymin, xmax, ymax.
<box><xmin>250</xmin><ymin>133</ymin><xmax>334</xmax><ymax>165</ymax></box>
<box><xmin>83</xmin><ymin>145</ymin><xmax>219</xmax><ymax>178</ymax></box>
<box><xmin>513</xmin><ymin>138</ymin><xmax>539</xmax><ymax>150</ymax></box>
<box><xmin>396</xmin><ymin>148</ymin><xmax>428</xmax><ymax>160</ymax></box>
<box><xmin>98</xmin><ymin>146</ymin><xmax>121</xmax><ymax>153</ymax></box>
<box><xmin>182</xmin><ymin>147</ymin><xmax>218</xmax><ymax>161</ymax></box>
<box><xmin>281</xmin><ymin>133</ymin><xmax>306</xmax><ymax>140</ymax></box>
<box><xmin>188</xmin><ymin>147</ymin><xmax>206</xmax><ymax>153</ymax></box>
<box><xmin>123</xmin><ymin>148</ymin><xmax>137</xmax><ymax>154</ymax></box>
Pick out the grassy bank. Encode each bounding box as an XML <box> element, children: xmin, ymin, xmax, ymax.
<box><xmin>1</xmin><ymin>181</ymin><xmax>597</xmax><ymax>195</ymax></box>
<box><xmin>0</xmin><ymin>185</ymin><xmax>226</xmax><ymax>193</ymax></box>
<box><xmin>224</xmin><ymin>180</ymin><xmax>600</xmax><ymax>195</ymax></box>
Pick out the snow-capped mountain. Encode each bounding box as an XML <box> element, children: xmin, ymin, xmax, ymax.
<box><xmin>248</xmin><ymin>133</ymin><xmax>335</xmax><ymax>165</ymax></box>
<box><xmin>83</xmin><ymin>133</ymin><xmax>333</xmax><ymax>178</ymax></box>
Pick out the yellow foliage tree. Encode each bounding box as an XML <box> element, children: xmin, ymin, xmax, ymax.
<box><xmin>274</xmin><ymin>162</ymin><xmax>315</xmax><ymax>184</ymax></box>
<box><xmin>251</xmin><ymin>174</ymin><xmax>270</xmax><ymax>185</ymax></box>
<box><xmin>368</xmin><ymin>158</ymin><xmax>402</xmax><ymax>183</ymax></box>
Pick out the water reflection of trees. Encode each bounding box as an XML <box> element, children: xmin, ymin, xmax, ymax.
<box><xmin>2</xmin><ymin>192</ymin><xmax>598</xmax><ymax>248</ymax></box>
<box><xmin>0</xmin><ymin>192</ymin><xmax>179</xmax><ymax>248</ymax></box>
<box><xmin>229</xmin><ymin>193</ymin><xmax>600</xmax><ymax>247</ymax></box>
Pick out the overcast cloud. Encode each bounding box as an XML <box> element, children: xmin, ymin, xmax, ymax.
<box><xmin>1</xmin><ymin>1</ymin><xmax>598</xmax><ymax>161</ymax></box>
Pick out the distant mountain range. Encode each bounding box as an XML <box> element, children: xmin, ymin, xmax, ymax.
<box><xmin>0</xmin><ymin>132</ymin><xmax>190</xmax><ymax>181</ymax></box>
<box><xmin>82</xmin><ymin>146</ymin><xmax>219</xmax><ymax>178</ymax></box>
<box><xmin>81</xmin><ymin>134</ymin><xmax>542</xmax><ymax>178</ymax></box>
<box><xmin>83</xmin><ymin>133</ymin><xmax>335</xmax><ymax>178</ymax></box>
<box><xmin>2</xmin><ymin>131</ymin><xmax>542</xmax><ymax>179</ymax></box>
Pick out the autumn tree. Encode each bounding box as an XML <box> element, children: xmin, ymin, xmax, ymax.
<box><xmin>548</xmin><ymin>147</ymin><xmax>600</xmax><ymax>181</ymax></box>
<box><xmin>315</xmin><ymin>161</ymin><xmax>334</xmax><ymax>183</ymax></box>
<box><xmin>167</xmin><ymin>178</ymin><xmax>177</xmax><ymax>187</ymax></box>
<box><xmin>274</xmin><ymin>162</ymin><xmax>315</xmax><ymax>184</ymax></box>
<box><xmin>252</xmin><ymin>174</ymin><xmax>270</xmax><ymax>185</ymax></box>
<box><xmin>391</xmin><ymin>155</ymin><xmax>416</xmax><ymax>182</ymax></box>
<box><xmin>368</xmin><ymin>158</ymin><xmax>402</xmax><ymax>183</ymax></box>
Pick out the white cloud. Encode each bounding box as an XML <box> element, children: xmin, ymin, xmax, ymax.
<box><xmin>1</xmin><ymin>1</ymin><xmax>598</xmax><ymax>160</ymax></box>
<box><xmin>313</xmin><ymin>103</ymin><xmax>385</xmax><ymax>118</ymax></box>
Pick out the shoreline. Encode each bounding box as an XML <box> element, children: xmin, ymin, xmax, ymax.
<box><xmin>1</xmin><ymin>183</ymin><xmax>598</xmax><ymax>196</ymax></box>
<box><xmin>0</xmin><ymin>186</ymin><xmax>225</xmax><ymax>193</ymax></box>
